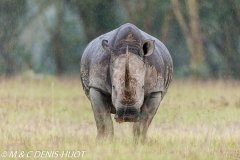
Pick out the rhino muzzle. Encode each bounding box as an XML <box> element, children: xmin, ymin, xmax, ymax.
<box><xmin>114</xmin><ymin>107</ymin><xmax>140</xmax><ymax>123</ymax></box>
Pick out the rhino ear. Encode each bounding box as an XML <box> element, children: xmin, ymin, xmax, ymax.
<box><xmin>142</xmin><ymin>40</ymin><xmax>155</xmax><ymax>56</ymax></box>
<box><xmin>102</xmin><ymin>40</ymin><xmax>114</xmax><ymax>55</ymax></box>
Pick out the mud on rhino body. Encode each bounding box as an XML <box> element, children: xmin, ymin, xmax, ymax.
<box><xmin>80</xmin><ymin>23</ymin><xmax>173</xmax><ymax>143</ymax></box>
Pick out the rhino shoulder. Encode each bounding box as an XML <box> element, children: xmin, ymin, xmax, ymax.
<box><xmin>139</xmin><ymin>30</ymin><xmax>173</xmax><ymax>95</ymax></box>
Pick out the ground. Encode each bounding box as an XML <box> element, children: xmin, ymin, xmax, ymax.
<box><xmin>0</xmin><ymin>76</ymin><xmax>240</xmax><ymax>159</ymax></box>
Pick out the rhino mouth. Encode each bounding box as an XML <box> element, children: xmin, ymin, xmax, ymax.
<box><xmin>114</xmin><ymin>107</ymin><xmax>140</xmax><ymax>123</ymax></box>
<box><xmin>114</xmin><ymin>114</ymin><xmax>140</xmax><ymax>123</ymax></box>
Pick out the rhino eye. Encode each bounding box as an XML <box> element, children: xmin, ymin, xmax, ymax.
<box><xmin>142</xmin><ymin>86</ymin><xmax>145</xmax><ymax>89</ymax></box>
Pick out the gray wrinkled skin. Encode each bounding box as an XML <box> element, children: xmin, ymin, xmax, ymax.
<box><xmin>80</xmin><ymin>23</ymin><xmax>173</xmax><ymax>143</ymax></box>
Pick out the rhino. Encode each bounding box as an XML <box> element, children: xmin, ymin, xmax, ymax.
<box><xmin>80</xmin><ymin>23</ymin><xmax>173</xmax><ymax>143</ymax></box>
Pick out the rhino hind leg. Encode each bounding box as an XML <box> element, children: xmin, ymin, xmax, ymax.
<box><xmin>89</xmin><ymin>88</ymin><xmax>114</xmax><ymax>140</ymax></box>
<box><xmin>133</xmin><ymin>92</ymin><xmax>162</xmax><ymax>143</ymax></box>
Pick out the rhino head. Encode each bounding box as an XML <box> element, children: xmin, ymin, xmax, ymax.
<box><xmin>102</xmin><ymin>38</ymin><xmax>155</xmax><ymax>123</ymax></box>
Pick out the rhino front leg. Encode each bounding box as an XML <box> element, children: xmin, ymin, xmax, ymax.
<box><xmin>89</xmin><ymin>88</ymin><xmax>114</xmax><ymax>140</ymax></box>
<box><xmin>133</xmin><ymin>92</ymin><xmax>162</xmax><ymax>143</ymax></box>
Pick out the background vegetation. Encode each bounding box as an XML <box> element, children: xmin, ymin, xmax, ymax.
<box><xmin>0</xmin><ymin>0</ymin><xmax>240</xmax><ymax>79</ymax></box>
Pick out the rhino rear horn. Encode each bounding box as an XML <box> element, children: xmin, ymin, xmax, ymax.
<box><xmin>102</xmin><ymin>40</ymin><xmax>115</xmax><ymax>56</ymax></box>
<box><xmin>142</xmin><ymin>40</ymin><xmax>155</xmax><ymax>56</ymax></box>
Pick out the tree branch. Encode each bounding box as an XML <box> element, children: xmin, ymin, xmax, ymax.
<box><xmin>160</xmin><ymin>7</ymin><xmax>173</xmax><ymax>43</ymax></box>
<box><xmin>171</xmin><ymin>0</ymin><xmax>190</xmax><ymax>38</ymax></box>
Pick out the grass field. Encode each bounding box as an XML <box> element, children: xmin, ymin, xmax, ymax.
<box><xmin>0</xmin><ymin>76</ymin><xmax>240</xmax><ymax>159</ymax></box>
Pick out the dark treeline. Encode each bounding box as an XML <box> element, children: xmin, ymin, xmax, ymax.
<box><xmin>0</xmin><ymin>0</ymin><xmax>239</xmax><ymax>79</ymax></box>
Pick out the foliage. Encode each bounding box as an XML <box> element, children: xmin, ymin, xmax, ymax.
<box><xmin>0</xmin><ymin>0</ymin><xmax>239</xmax><ymax>79</ymax></box>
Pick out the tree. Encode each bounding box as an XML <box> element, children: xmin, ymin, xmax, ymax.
<box><xmin>120</xmin><ymin>0</ymin><xmax>173</xmax><ymax>40</ymax></box>
<box><xmin>171</xmin><ymin>0</ymin><xmax>204</xmax><ymax>79</ymax></box>
<box><xmin>0</xmin><ymin>0</ymin><xmax>27</xmax><ymax>76</ymax></box>
<box><xmin>198</xmin><ymin>0</ymin><xmax>240</xmax><ymax>78</ymax></box>
<box><xmin>68</xmin><ymin>0</ymin><xmax>119</xmax><ymax>43</ymax></box>
<box><xmin>51</xmin><ymin>0</ymin><xmax>64</xmax><ymax>76</ymax></box>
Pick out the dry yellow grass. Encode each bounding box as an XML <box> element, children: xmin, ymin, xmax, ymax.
<box><xmin>0</xmin><ymin>76</ymin><xmax>240</xmax><ymax>159</ymax></box>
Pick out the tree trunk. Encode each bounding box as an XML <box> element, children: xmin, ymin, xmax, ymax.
<box><xmin>52</xmin><ymin>1</ymin><xmax>64</xmax><ymax>76</ymax></box>
<box><xmin>186</xmin><ymin>0</ymin><xmax>204</xmax><ymax>75</ymax></box>
<box><xmin>171</xmin><ymin>0</ymin><xmax>204</xmax><ymax>79</ymax></box>
<box><xmin>160</xmin><ymin>7</ymin><xmax>173</xmax><ymax>43</ymax></box>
